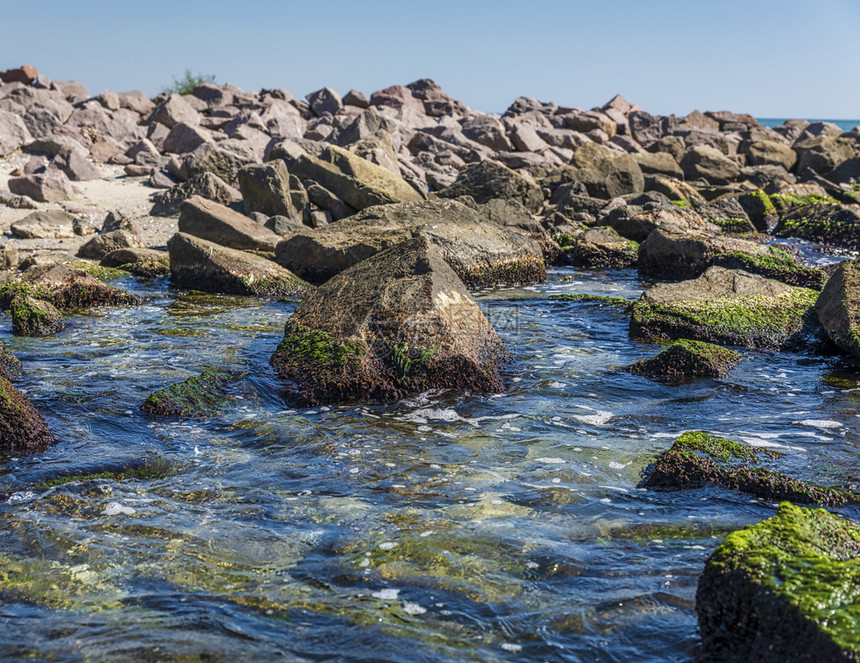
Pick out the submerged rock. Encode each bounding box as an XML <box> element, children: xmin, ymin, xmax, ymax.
<box><xmin>697</xmin><ymin>502</ymin><xmax>860</xmax><ymax>662</ymax></box>
<box><xmin>270</xmin><ymin>235</ymin><xmax>507</xmax><ymax>405</ymax></box>
<box><xmin>274</xmin><ymin>198</ymin><xmax>545</xmax><ymax>289</ymax></box>
<box><xmin>141</xmin><ymin>371</ymin><xmax>232</xmax><ymax>417</ymax></box>
<box><xmin>167</xmin><ymin>232</ymin><xmax>311</xmax><ymax>297</ymax></box>
<box><xmin>630</xmin><ymin>267</ymin><xmax>820</xmax><ymax>349</ymax></box>
<box><xmin>625</xmin><ymin>339</ymin><xmax>741</xmax><ymax>382</ymax></box>
<box><xmin>0</xmin><ymin>376</ymin><xmax>57</xmax><ymax>453</ymax></box>
<box><xmin>10</xmin><ymin>295</ymin><xmax>64</xmax><ymax>336</ymax></box>
<box><xmin>642</xmin><ymin>431</ymin><xmax>857</xmax><ymax>506</ymax></box>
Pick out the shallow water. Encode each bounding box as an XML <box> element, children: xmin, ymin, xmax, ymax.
<box><xmin>1</xmin><ymin>267</ymin><xmax>859</xmax><ymax>662</ymax></box>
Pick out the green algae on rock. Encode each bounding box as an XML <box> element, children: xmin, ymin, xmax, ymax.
<box><xmin>697</xmin><ymin>502</ymin><xmax>860</xmax><ymax>662</ymax></box>
<box><xmin>0</xmin><ymin>264</ymin><xmax>139</xmax><ymax>311</ymax></box>
<box><xmin>630</xmin><ymin>267</ymin><xmax>820</xmax><ymax>349</ymax></box>
<box><xmin>271</xmin><ymin>234</ymin><xmax>508</xmax><ymax>406</ymax></box>
<box><xmin>774</xmin><ymin>202</ymin><xmax>860</xmax><ymax>249</ymax></box>
<box><xmin>711</xmin><ymin>247</ymin><xmax>829</xmax><ymax>289</ymax></box>
<box><xmin>642</xmin><ymin>431</ymin><xmax>857</xmax><ymax>506</ymax></box>
<box><xmin>625</xmin><ymin>339</ymin><xmax>741</xmax><ymax>382</ymax></box>
<box><xmin>10</xmin><ymin>295</ymin><xmax>64</xmax><ymax>337</ymax></box>
<box><xmin>0</xmin><ymin>375</ymin><xmax>57</xmax><ymax>453</ymax></box>
<box><xmin>738</xmin><ymin>189</ymin><xmax>777</xmax><ymax>231</ymax></box>
<box><xmin>564</xmin><ymin>226</ymin><xmax>639</xmax><ymax>269</ymax></box>
<box><xmin>141</xmin><ymin>371</ymin><xmax>232</xmax><ymax>417</ymax></box>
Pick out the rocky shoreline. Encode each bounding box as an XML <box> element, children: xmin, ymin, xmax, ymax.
<box><xmin>1</xmin><ymin>64</ymin><xmax>859</xmax><ymax>659</ymax></box>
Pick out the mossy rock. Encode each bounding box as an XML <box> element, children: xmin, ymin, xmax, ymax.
<box><xmin>271</xmin><ymin>235</ymin><xmax>508</xmax><ymax>405</ymax></box>
<box><xmin>35</xmin><ymin>457</ymin><xmax>173</xmax><ymax>491</ymax></box>
<box><xmin>641</xmin><ymin>431</ymin><xmax>857</xmax><ymax>506</ymax></box>
<box><xmin>0</xmin><ymin>265</ymin><xmax>139</xmax><ymax>311</ymax></box>
<box><xmin>770</xmin><ymin>192</ymin><xmax>839</xmax><ymax>213</ymax></box>
<box><xmin>774</xmin><ymin>202</ymin><xmax>860</xmax><ymax>249</ymax></box>
<box><xmin>0</xmin><ymin>375</ymin><xmax>57</xmax><ymax>453</ymax></box>
<box><xmin>711</xmin><ymin>247</ymin><xmax>829</xmax><ymax>290</ymax></box>
<box><xmin>69</xmin><ymin>261</ymin><xmax>132</xmax><ymax>282</ymax></box>
<box><xmin>711</xmin><ymin>217</ymin><xmax>756</xmax><ymax>234</ymax></box>
<box><xmin>10</xmin><ymin>295</ymin><xmax>64</xmax><ymax>337</ymax></box>
<box><xmin>141</xmin><ymin>371</ymin><xmax>233</xmax><ymax>417</ymax></box>
<box><xmin>625</xmin><ymin>339</ymin><xmax>741</xmax><ymax>382</ymax></box>
<box><xmin>564</xmin><ymin>226</ymin><xmax>639</xmax><ymax>269</ymax></box>
<box><xmin>0</xmin><ymin>342</ymin><xmax>22</xmax><ymax>381</ymax></box>
<box><xmin>738</xmin><ymin>189</ymin><xmax>777</xmax><ymax>231</ymax></box>
<box><xmin>630</xmin><ymin>269</ymin><xmax>820</xmax><ymax>350</ymax></box>
<box><xmin>697</xmin><ymin>502</ymin><xmax>860</xmax><ymax>662</ymax></box>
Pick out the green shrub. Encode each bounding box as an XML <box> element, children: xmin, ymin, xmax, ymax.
<box><xmin>163</xmin><ymin>69</ymin><xmax>216</xmax><ymax>95</ymax></box>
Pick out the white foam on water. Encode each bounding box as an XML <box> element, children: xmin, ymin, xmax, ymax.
<box><xmin>797</xmin><ymin>419</ymin><xmax>842</xmax><ymax>429</ymax></box>
<box><xmin>574</xmin><ymin>410</ymin><xmax>613</xmax><ymax>426</ymax></box>
<box><xmin>501</xmin><ymin>643</ymin><xmax>522</xmax><ymax>653</ymax></box>
<box><xmin>795</xmin><ymin>432</ymin><xmax>834</xmax><ymax>441</ymax></box>
<box><xmin>103</xmin><ymin>502</ymin><xmax>136</xmax><ymax>516</ymax></box>
<box><xmin>609</xmin><ymin>461</ymin><xmax>630</xmax><ymax>470</ymax></box>
<box><xmin>534</xmin><ymin>457</ymin><xmax>566</xmax><ymax>464</ymax></box>
<box><xmin>7</xmin><ymin>491</ymin><xmax>35</xmax><ymax>503</ymax></box>
<box><xmin>549</xmin><ymin>381</ymin><xmax>566</xmax><ymax>389</ymax></box>
<box><xmin>372</xmin><ymin>588</ymin><xmax>400</xmax><ymax>600</ymax></box>
<box><xmin>740</xmin><ymin>436</ymin><xmax>806</xmax><ymax>452</ymax></box>
<box><xmin>378</xmin><ymin>542</ymin><xmax>397</xmax><ymax>550</ymax></box>
<box><xmin>403</xmin><ymin>603</ymin><xmax>427</xmax><ymax>615</ymax></box>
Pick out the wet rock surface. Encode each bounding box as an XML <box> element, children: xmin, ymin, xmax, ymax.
<box><xmin>271</xmin><ymin>235</ymin><xmax>507</xmax><ymax>405</ymax></box>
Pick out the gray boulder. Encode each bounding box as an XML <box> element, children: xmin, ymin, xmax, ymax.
<box><xmin>438</xmin><ymin>159</ymin><xmax>543</xmax><ymax>212</ymax></box>
<box><xmin>815</xmin><ymin>259</ymin><xmax>860</xmax><ymax>357</ymax></box>
<box><xmin>178</xmin><ymin>196</ymin><xmax>282</xmax><ymax>252</ymax></box>
<box><xmin>559</xmin><ymin>142</ymin><xmax>645</xmax><ymax>199</ymax></box>
<box><xmin>150</xmin><ymin>171</ymin><xmax>242</xmax><ymax>217</ymax></box>
<box><xmin>0</xmin><ymin>110</ymin><xmax>33</xmax><ymax>156</ymax></box>
<box><xmin>680</xmin><ymin>145</ymin><xmax>741</xmax><ymax>184</ymax></box>
<box><xmin>237</xmin><ymin>160</ymin><xmax>297</xmax><ymax>218</ymax></box>
<box><xmin>10</xmin><ymin>210</ymin><xmax>78</xmax><ymax>238</ymax></box>
<box><xmin>167</xmin><ymin>232</ymin><xmax>311</xmax><ymax>297</ymax></box>
<box><xmin>274</xmin><ymin>198</ymin><xmax>546</xmax><ymax>288</ymax></box>
<box><xmin>291</xmin><ymin>145</ymin><xmax>422</xmax><ymax>211</ymax></box>
<box><xmin>8</xmin><ymin>169</ymin><xmax>76</xmax><ymax>203</ymax></box>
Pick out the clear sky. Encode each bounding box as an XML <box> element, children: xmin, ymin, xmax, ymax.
<box><xmin>4</xmin><ymin>0</ymin><xmax>859</xmax><ymax>119</ymax></box>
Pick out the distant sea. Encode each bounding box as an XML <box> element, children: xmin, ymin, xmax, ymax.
<box><xmin>757</xmin><ymin>118</ymin><xmax>860</xmax><ymax>131</ymax></box>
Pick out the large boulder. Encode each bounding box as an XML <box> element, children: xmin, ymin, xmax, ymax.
<box><xmin>178</xmin><ymin>196</ymin><xmax>282</xmax><ymax>252</ymax></box>
<box><xmin>680</xmin><ymin>145</ymin><xmax>741</xmax><ymax>184</ymax></box>
<box><xmin>816</xmin><ymin>259</ymin><xmax>860</xmax><ymax>357</ymax></box>
<box><xmin>167</xmin><ymin>232</ymin><xmax>311</xmax><ymax>298</ymax></box>
<box><xmin>629</xmin><ymin>266</ymin><xmax>820</xmax><ymax>349</ymax></box>
<box><xmin>7</xmin><ymin>170</ymin><xmax>76</xmax><ymax>203</ymax></box>
<box><xmin>601</xmin><ymin>206</ymin><xmax>715</xmax><ymax>243</ymax></box>
<box><xmin>10</xmin><ymin>210</ymin><xmax>78</xmax><ymax>239</ymax></box>
<box><xmin>150</xmin><ymin>172</ymin><xmax>242</xmax><ymax>216</ymax></box>
<box><xmin>437</xmin><ymin>160</ymin><xmax>543</xmax><ymax>212</ymax></box>
<box><xmin>557</xmin><ymin>142</ymin><xmax>645</xmax><ymax>199</ymax></box>
<box><xmin>563</xmin><ymin>226</ymin><xmax>638</xmax><ymax>269</ymax></box>
<box><xmin>0</xmin><ymin>376</ymin><xmax>57</xmax><ymax>453</ymax></box>
<box><xmin>175</xmin><ymin>140</ymin><xmax>258</xmax><ymax>183</ymax></box>
<box><xmin>291</xmin><ymin>145</ymin><xmax>422</xmax><ymax>211</ymax></box>
<box><xmin>697</xmin><ymin>502</ymin><xmax>860</xmax><ymax>662</ymax></box>
<box><xmin>0</xmin><ymin>110</ymin><xmax>33</xmax><ymax>156</ymax></box>
<box><xmin>77</xmin><ymin>229</ymin><xmax>142</xmax><ymax>260</ymax></box>
<box><xmin>746</xmin><ymin>139</ymin><xmax>797</xmax><ymax>171</ymax></box>
<box><xmin>237</xmin><ymin>160</ymin><xmax>296</xmax><ymax>218</ymax></box>
<box><xmin>270</xmin><ymin>235</ymin><xmax>507</xmax><ymax>405</ymax></box>
<box><xmin>274</xmin><ymin>198</ymin><xmax>546</xmax><ymax>288</ymax></box>
<box><xmin>148</xmin><ymin>94</ymin><xmax>201</xmax><ymax>128</ymax></box>
<box><xmin>794</xmin><ymin>136</ymin><xmax>858</xmax><ymax>175</ymax></box>
<box><xmin>631</xmin><ymin>150</ymin><xmax>684</xmax><ymax>179</ymax></box>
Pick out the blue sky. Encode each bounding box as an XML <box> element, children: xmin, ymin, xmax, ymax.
<box><xmin>4</xmin><ymin>0</ymin><xmax>859</xmax><ymax>118</ymax></box>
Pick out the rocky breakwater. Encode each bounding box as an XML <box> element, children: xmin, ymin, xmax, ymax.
<box><xmin>270</xmin><ymin>234</ymin><xmax>508</xmax><ymax>405</ymax></box>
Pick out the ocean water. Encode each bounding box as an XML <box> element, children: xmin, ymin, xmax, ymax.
<box><xmin>1</xmin><ymin>260</ymin><xmax>859</xmax><ymax>662</ymax></box>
